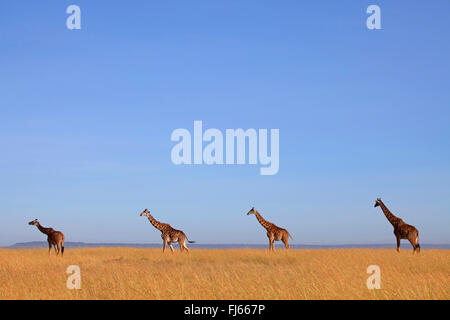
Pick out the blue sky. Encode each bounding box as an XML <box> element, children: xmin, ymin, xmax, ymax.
<box><xmin>0</xmin><ymin>1</ymin><xmax>449</xmax><ymax>246</ymax></box>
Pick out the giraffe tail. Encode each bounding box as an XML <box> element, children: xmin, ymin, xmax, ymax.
<box><xmin>61</xmin><ymin>238</ymin><xmax>65</xmax><ymax>257</ymax></box>
<box><xmin>187</xmin><ymin>238</ymin><xmax>196</xmax><ymax>243</ymax></box>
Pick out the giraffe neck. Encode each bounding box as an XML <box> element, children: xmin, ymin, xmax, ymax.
<box><xmin>378</xmin><ymin>201</ymin><xmax>399</xmax><ymax>226</ymax></box>
<box><xmin>36</xmin><ymin>223</ymin><xmax>50</xmax><ymax>235</ymax></box>
<box><xmin>146</xmin><ymin>215</ymin><xmax>165</xmax><ymax>232</ymax></box>
<box><xmin>254</xmin><ymin>210</ymin><xmax>272</xmax><ymax>230</ymax></box>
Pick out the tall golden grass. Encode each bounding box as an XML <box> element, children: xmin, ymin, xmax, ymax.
<box><xmin>0</xmin><ymin>248</ymin><xmax>448</xmax><ymax>300</ymax></box>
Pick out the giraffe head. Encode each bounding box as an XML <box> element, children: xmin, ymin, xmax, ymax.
<box><xmin>247</xmin><ymin>207</ymin><xmax>256</xmax><ymax>215</ymax></box>
<box><xmin>140</xmin><ymin>209</ymin><xmax>151</xmax><ymax>217</ymax></box>
<box><xmin>28</xmin><ymin>219</ymin><xmax>39</xmax><ymax>226</ymax></box>
<box><xmin>374</xmin><ymin>198</ymin><xmax>382</xmax><ymax>208</ymax></box>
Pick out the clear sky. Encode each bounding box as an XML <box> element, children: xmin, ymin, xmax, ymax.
<box><xmin>0</xmin><ymin>1</ymin><xmax>449</xmax><ymax>246</ymax></box>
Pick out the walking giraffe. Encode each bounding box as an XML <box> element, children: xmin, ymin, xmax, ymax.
<box><xmin>246</xmin><ymin>207</ymin><xmax>292</xmax><ymax>251</ymax></box>
<box><xmin>28</xmin><ymin>219</ymin><xmax>65</xmax><ymax>256</ymax></box>
<box><xmin>140</xmin><ymin>209</ymin><xmax>195</xmax><ymax>253</ymax></box>
<box><xmin>374</xmin><ymin>198</ymin><xmax>420</xmax><ymax>253</ymax></box>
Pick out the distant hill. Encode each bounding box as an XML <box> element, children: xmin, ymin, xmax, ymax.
<box><xmin>7</xmin><ymin>241</ymin><xmax>161</xmax><ymax>249</ymax></box>
<box><xmin>5</xmin><ymin>241</ymin><xmax>450</xmax><ymax>249</ymax></box>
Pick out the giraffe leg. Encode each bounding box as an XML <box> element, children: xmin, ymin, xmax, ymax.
<box><xmin>408</xmin><ymin>237</ymin><xmax>418</xmax><ymax>254</ymax></box>
<box><xmin>396</xmin><ymin>236</ymin><xmax>400</xmax><ymax>253</ymax></box>
<box><xmin>411</xmin><ymin>241</ymin><xmax>416</xmax><ymax>254</ymax></box>
<box><xmin>168</xmin><ymin>243</ymin><xmax>175</xmax><ymax>253</ymax></box>
<box><xmin>282</xmin><ymin>237</ymin><xmax>290</xmax><ymax>250</ymax></box>
<box><xmin>182</xmin><ymin>240</ymin><xmax>190</xmax><ymax>253</ymax></box>
<box><xmin>163</xmin><ymin>239</ymin><xmax>167</xmax><ymax>253</ymax></box>
<box><xmin>268</xmin><ymin>237</ymin><xmax>275</xmax><ymax>251</ymax></box>
<box><xmin>48</xmin><ymin>241</ymin><xmax>52</xmax><ymax>255</ymax></box>
<box><xmin>415</xmin><ymin>238</ymin><xmax>421</xmax><ymax>253</ymax></box>
<box><xmin>414</xmin><ymin>233</ymin><xmax>420</xmax><ymax>253</ymax></box>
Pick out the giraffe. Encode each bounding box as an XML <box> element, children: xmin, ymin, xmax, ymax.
<box><xmin>247</xmin><ymin>207</ymin><xmax>291</xmax><ymax>251</ymax></box>
<box><xmin>374</xmin><ymin>198</ymin><xmax>420</xmax><ymax>253</ymax></box>
<box><xmin>140</xmin><ymin>209</ymin><xmax>195</xmax><ymax>253</ymax></box>
<box><xmin>28</xmin><ymin>219</ymin><xmax>65</xmax><ymax>256</ymax></box>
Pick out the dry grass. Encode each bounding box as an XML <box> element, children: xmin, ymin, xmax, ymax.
<box><xmin>0</xmin><ymin>248</ymin><xmax>448</xmax><ymax>300</ymax></box>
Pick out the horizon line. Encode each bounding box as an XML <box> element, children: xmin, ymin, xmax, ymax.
<box><xmin>5</xmin><ymin>241</ymin><xmax>450</xmax><ymax>249</ymax></box>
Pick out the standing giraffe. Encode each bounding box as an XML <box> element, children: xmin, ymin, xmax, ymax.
<box><xmin>246</xmin><ymin>207</ymin><xmax>291</xmax><ymax>251</ymax></box>
<box><xmin>374</xmin><ymin>198</ymin><xmax>420</xmax><ymax>253</ymax></box>
<box><xmin>28</xmin><ymin>219</ymin><xmax>65</xmax><ymax>256</ymax></box>
<box><xmin>140</xmin><ymin>209</ymin><xmax>195</xmax><ymax>253</ymax></box>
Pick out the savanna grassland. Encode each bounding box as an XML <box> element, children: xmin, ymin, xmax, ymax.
<box><xmin>0</xmin><ymin>248</ymin><xmax>448</xmax><ymax>300</ymax></box>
